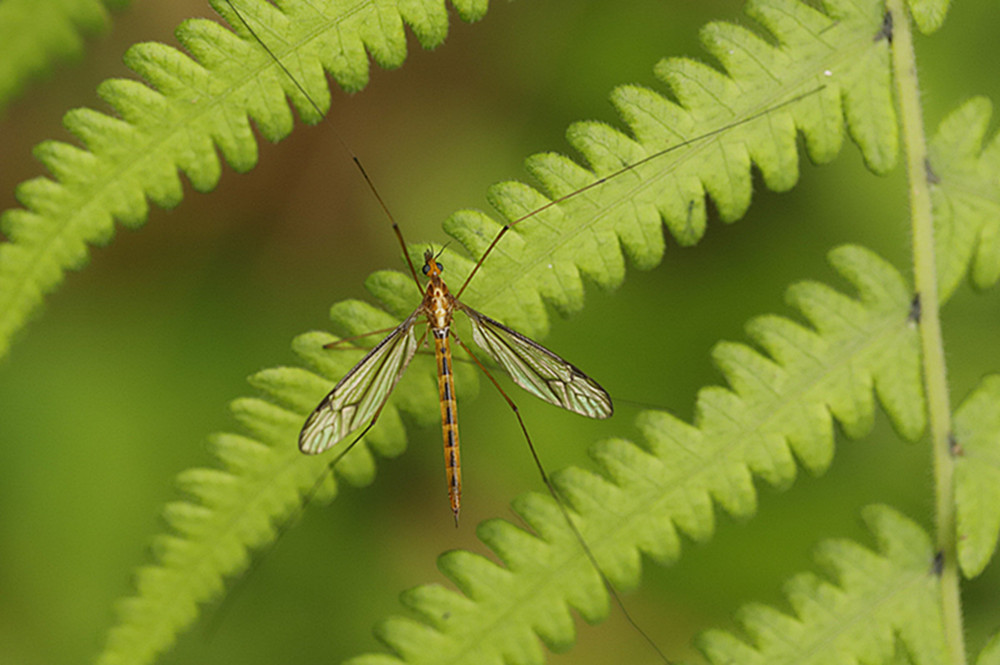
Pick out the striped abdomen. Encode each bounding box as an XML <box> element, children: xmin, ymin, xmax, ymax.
<box><xmin>433</xmin><ymin>329</ymin><xmax>461</xmax><ymax>524</ymax></box>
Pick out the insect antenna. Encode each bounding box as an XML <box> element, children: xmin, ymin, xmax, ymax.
<box><xmin>433</xmin><ymin>241</ymin><xmax>451</xmax><ymax>260</ymax></box>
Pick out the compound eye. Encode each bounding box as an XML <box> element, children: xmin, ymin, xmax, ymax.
<box><xmin>422</xmin><ymin>263</ymin><xmax>430</xmax><ymax>275</ymax></box>
<box><xmin>436</xmin><ymin>261</ymin><xmax>444</xmax><ymax>273</ymax></box>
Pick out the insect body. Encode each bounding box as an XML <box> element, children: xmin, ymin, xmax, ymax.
<box><xmin>299</xmin><ymin>248</ymin><xmax>612</xmax><ymax>523</ymax></box>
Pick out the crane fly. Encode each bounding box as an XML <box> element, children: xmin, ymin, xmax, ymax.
<box><xmin>299</xmin><ymin>246</ymin><xmax>612</xmax><ymax>523</ymax></box>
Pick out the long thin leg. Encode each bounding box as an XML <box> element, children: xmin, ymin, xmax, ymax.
<box><xmin>451</xmin><ymin>335</ymin><xmax>671</xmax><ymax>664</ymax></box>
<box><xmin>323</xmin><ymin>326</ymin><xmax>401</xmax><ymax>349</ymax></box>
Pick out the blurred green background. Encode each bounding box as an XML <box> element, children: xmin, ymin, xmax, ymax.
<box><xmin>1</xmin><ymin>1</ymin><xmax>999</xmax><ymax>664</ymax></box>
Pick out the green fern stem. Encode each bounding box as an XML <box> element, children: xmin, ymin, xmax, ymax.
<box><xmin>887</xmin><ymin>1</ymin><xmax>965</xmax><ymax>663</ymax></box>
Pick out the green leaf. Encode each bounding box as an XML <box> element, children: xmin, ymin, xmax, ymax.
<box><xmin>978</xmin><ymin>631</ymin><xmax>1000</xmax><ymax>665</ymax></box>
<box><xmin>697</xmin><ymin>505</ymin><xmax>949</xmax><ymax>665</ymax></box>
<box><xmin>0</xmin><ymin>0</ymin><xmax>113</xmax><ymax>110</ymax></box>
<box><xmin>953</xmin><ymin>374</ymin><xmax>1000</xmax><ymax>577</ymax></box>
<box><xmin>907</xmin><ymin>0</ymin><xmax>950</xmax><ymax>34</ymax></box>
<box><xmin>0</xmin><ymin>0</ymin><xmax>488</xmax><ymax>361</ymax></box>
<box><xmin>928</xmin><ymin>97</ymin><xmax>1000</xmax><ymax>302</ymax></box>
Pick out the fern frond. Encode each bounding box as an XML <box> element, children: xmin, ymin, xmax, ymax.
<box><xmin>0</xmin><ymin>0</ymin><xmax>112</xmax><ymax>110</ymax></box>
<box><xmin>697</xmin><ymin>505</ymin><xmax>949</xmax><ymax>665</ymax></box>
<box><xmin>953</xmin><ymin>375</ymin><xmax>1000</xmax><ymax>578</ymax></box>
<box><xmin>320</xmin><ymin>245</ymin><xmax>920</xmax><ymax>665</ymax></box>
<box><xmin>0</xmin><ymin>0</ymin><xmax>487</xmax><ymax>360</ymax></box>
<box><xmin>432</xmin><ymin>0</ymin><xmax>898</xmax><ymax>337</ymax></box>
<box><xmin>928</xmin><ymin>97</ymin><xmax>1000</xmax><ymax>301</ymax></box>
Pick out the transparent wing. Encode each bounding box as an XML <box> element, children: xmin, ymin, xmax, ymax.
<box><xmin>299</xmin><ymin>312</ymin><xmax>421</xmax><ymax>454</ymax></box>
<box><xmin>460</xmin><ymin>305</ymin><xmax>613</xmax><ymax>419</ymax></box>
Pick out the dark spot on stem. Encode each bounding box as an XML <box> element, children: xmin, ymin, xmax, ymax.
<box><xmin>909</xmin><ymin>293</ymin><xmax>922</xmax><ymax>323</ymax></box>
<box><xmin>949</xmin><ymin>433</ymin><xmax>964</xmax><ymax>457</ymax></box>
<box><xmin>925</xmin><ymin>158</ymin><xmax>940</xmax><ymax>184</ymax></box>
<box><xmin>876</xmin><ymin>11</ymin><xmax>893</xmax><ymax>42</ymax></box>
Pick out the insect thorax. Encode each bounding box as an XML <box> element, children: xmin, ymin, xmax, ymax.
<box><xmin>424</xmin><ymin>282</ymin><xmax>454</xmax><ymax>331</ymax></box>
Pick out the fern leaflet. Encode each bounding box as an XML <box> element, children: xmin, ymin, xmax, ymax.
<box><xmin>927</xmin><ymin>97</ymin><xmax>1000</xmax><ymax>301</ymax></box>
<box><xmin>906</xmin><ymin>0</ymin><xmax>950</xmax><ymax>34</ymax></box>
<box><xmin>979</xmin><ymin>632</ymin><xmax>1000</xmax><ymax>665</ymax></box>
<box><xmin>953</xmin><ymin>375</ymin><xmax>1000</xmax><ymax>578</ymax></box>
<box><xmin>0</xmin><ymin>0</ymin><xmax>113</xmax><ymax>110</ymax></box>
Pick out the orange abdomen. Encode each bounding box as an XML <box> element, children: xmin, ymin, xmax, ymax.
<box><xmin>433</xmin><ymin>330</ymin><xmax>461</xmax><ymax>524</ymax></box>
